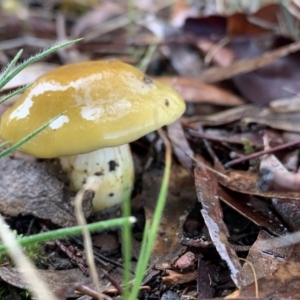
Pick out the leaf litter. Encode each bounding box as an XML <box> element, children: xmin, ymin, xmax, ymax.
<box><xmin>3</xmin><ymin>1</ymin><xmax>300</xmax><ymax>299</ymax></box>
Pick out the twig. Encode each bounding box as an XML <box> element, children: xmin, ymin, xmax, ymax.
<box><xmin>55</xmin><ymin>240</ymin><xmax>89</xmax><ymax>276</ymax></box>
<box><xmin>224</xmin><ymin>139</ymin><xmax>300</xmax><ymax>168</ymax></box>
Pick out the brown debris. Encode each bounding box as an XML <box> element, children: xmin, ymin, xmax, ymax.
<box><xmin>162</xmin><ymin>269</ymin><xmax>198</xmax><ymax>286</ymax></box>
<box><xmin>174</xmin><ymin>251</ymin><xmax>195</xmax><ymax>272</ymax></box>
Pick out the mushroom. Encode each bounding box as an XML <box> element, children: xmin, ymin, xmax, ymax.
<box><xmin>0</xmin><ymin>60</ymin><xmax>186</xmax><ymax>212</ymax></box>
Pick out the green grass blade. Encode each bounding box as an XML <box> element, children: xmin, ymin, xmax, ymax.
<box><xmin>138</xmin><ymin>44</ymin><xmax>158</xmax><ymax>73</ymax></box>
<box><xmin>0</xmin><ymin>83</ymin><xmax>32</xmax><ymax>105</ymax></box>
<box><xmin>131</xmin><ymin>220</ymin><xmax>150</xmax><ymax>282</ymax></box>
<box><xmin>0</xmin><ymin>50</ymin><xmax>23</xmax><ymax>89</ymax></box>
<box><xmin>128</xmin><ymin>131</ymin><xmax>172</xmax><ymax>300</ymax></box>
<box><xmin>0</xmin><ymin>39</ymin><xmax>82</xmax><ymax>89</ymax></box>
<box><xmin>0</xmin><ymin>217</ymin><xmax>135</xmax><ymax>254</ymax></box>
<box><xmin>122</xmin><ymin>194</ymin><xmax>133</xmax><ymax>299</ymax></box>
<box><xmin>0</xmin><ymin>141</ymin><xmax>9</xmax><ymax>148</ymax></box>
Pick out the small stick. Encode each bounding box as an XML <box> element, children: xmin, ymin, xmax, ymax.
<box><xmin>224</xmin><ymin>139</ymin><xmax>300</xmax><ymax>168</ymax></box>
<box><xmin>41</xmin><ymin>224</ymin><xmax>89</xmax><ymax>276</ymax></box>
<box><xmin>55</xmin><ymin>240</ymin><xmax>89</xmax><ymax>276</ymax></box>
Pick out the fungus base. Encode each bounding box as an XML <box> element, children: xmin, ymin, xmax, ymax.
<box><xmin>59</xmin><ymin>144</ymin><xmax>134</xmax><ymax>212</ymax></box>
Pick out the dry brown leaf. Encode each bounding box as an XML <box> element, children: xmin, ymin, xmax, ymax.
<box><xmin>71</xmin><ymin>2</ymin><xmax>125</xmax><ymax>38</ymax></box>
<box><xmin>196</xmin><ymin>38</ymin><xmax>235</xmax><ymax>67</ymax></box>
<box><xmin>219</xmin><ymin>188</ymin><xmax>288</xmax><ymax>236</ymax></box>
<box><xmin>217</xmin><ymin>168</ymin><xmax>300</xmax><ymax>200</ymax></box>
<box><xmin>270</xmin><ymin>96</ymin><xmax>300</xmax><ymax>113</ymax></box>
<box><xmin>167</xmin><ymin>120</ymin><xmax>194</xmax><ymax>170</ymax></box>
<box><xmin>183</xmin><ymin>105</ymin><xmax>255</xmax><ymax>128</ymax></box>
<box><xmin>256</xmin><ymin>151</ymin><xmax>300</xmax><ymax>231</ymax></box>
<box><xmin>244</xmin><ymin>109</ymin><xmax>300</xmax><ymax>132</ymax></box>
<box><xmin>162</xmin><ymin>269</ymin><xmax>197</xmax><ymax>285</ymax></box>
<box><xmin>0</xmin><ymin>157</ymin><xmax>76</xmax><ymax>227</ymax></box>
<box><xmin>227</xmin><ymin>4</ymin><xmax>281</xmax><ymax>36</ymax></box>
<box><xmin>264</xmin><ymin>162</ymin><xmax>297</xmax><ymax>190</ymax></box>
<box><xmin>0</xmin><ymin>267</ymin><xmax>105</xmax><ymax>293</ymax></box>
<box><xmin>169</xmin><ymin>0</ymin><xmax>199</xmax><ymax>27</ymax></box>
<box><xmin>189</xmin><ymin>128</ymin><xmax>266</xmax><ymax>148</ymax></box>
<box><xmin>194</xmin><ymin>156</ymin><xmax>243</xmax><ymax>287</ymax></box>
<box><xmin>199</xmin><ymin>40</ymin><xmax>300</xmax><ymax>83</ymax></box>
<box><xmin>272</xmin><ymin>198</ymin><xmax>300</xmax><ymax>231</ymax></box>
<box><xmin>240</xmin><ymin>230</ymin><xmax>292</xmax><ymax>287</ymax></box>
<box><xmin>157</xmin><ymin>77</ymin><xmax>245</xmax><ymax>105</ymax></box>
<box><xmin>186</xmin><ymin>104</ymin><xmax>300</xmax><ymax>133</ymax></box>
<box><xmin>227</xmin><ymin>243</ymin><xmax>300</xmax><ymax>299</ymax></box>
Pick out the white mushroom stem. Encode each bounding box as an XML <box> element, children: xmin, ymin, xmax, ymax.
<box><xmin>59</xmin><ymin>144</ymin><xmax>134</xmax><ymax>212</ymax></box>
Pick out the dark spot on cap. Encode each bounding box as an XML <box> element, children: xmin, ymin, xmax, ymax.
<box><xmin>109</xmin><ymin>193</ymin><xmax>114</xmax><ymax>197</ymax></box>
<box><xmin>94</xmin><ymin>171</ymin><xmax>104</xmax><ymax>176</ymax></box>
<box><xmin>108</xmin><ymin>160</ymin><xmax>118</xmax><ymax>171</ymax></box>
<box><xmin>143</xmin><ymin>76</ymin><xmax>152</xmax><ymax>84</ymax></box>
<box><xmin>164</xmin><ymin>99</ymin><xmax>169</xmax><ymax>106</ymax></box>
<box><xmin>82</xmin><ymin>179</ymin><xmax>86</xmax><ymax>185</ymax></box>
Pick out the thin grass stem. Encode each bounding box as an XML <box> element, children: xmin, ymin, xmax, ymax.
<box><xmin>0</xmin><ymin>217</ymin><xmax>134</xmax><ymax>254</ymax></box>
<box><xmin>0</xmin><ymin>83</ymin><xmax>32</xmax><ymax>105</ymax></box>
<box><xmin>0</xmin><ymin>114</ymin><xmax>62</xmax><ymax>159</ymax></box>
<box><xmin>0</xmin><ymin>50</ymin><xmax>23</xmax><ymax>89</ymax></box>
<box><xmin>129</xmin><ymin>129</ymin><xmax>172</xmax><ymax>300</ymax></box>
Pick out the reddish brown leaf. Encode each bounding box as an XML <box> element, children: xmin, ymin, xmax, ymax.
<box><xmin>227</xmin><ymin>4</ymin><xmax>281</xmax><ymax>36</ymax></box>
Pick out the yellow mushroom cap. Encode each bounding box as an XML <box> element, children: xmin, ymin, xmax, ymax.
<box><xmin>0</xmin><ymin>60</ymin><xmax>186</xmax><ymax>158</ymax></box>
